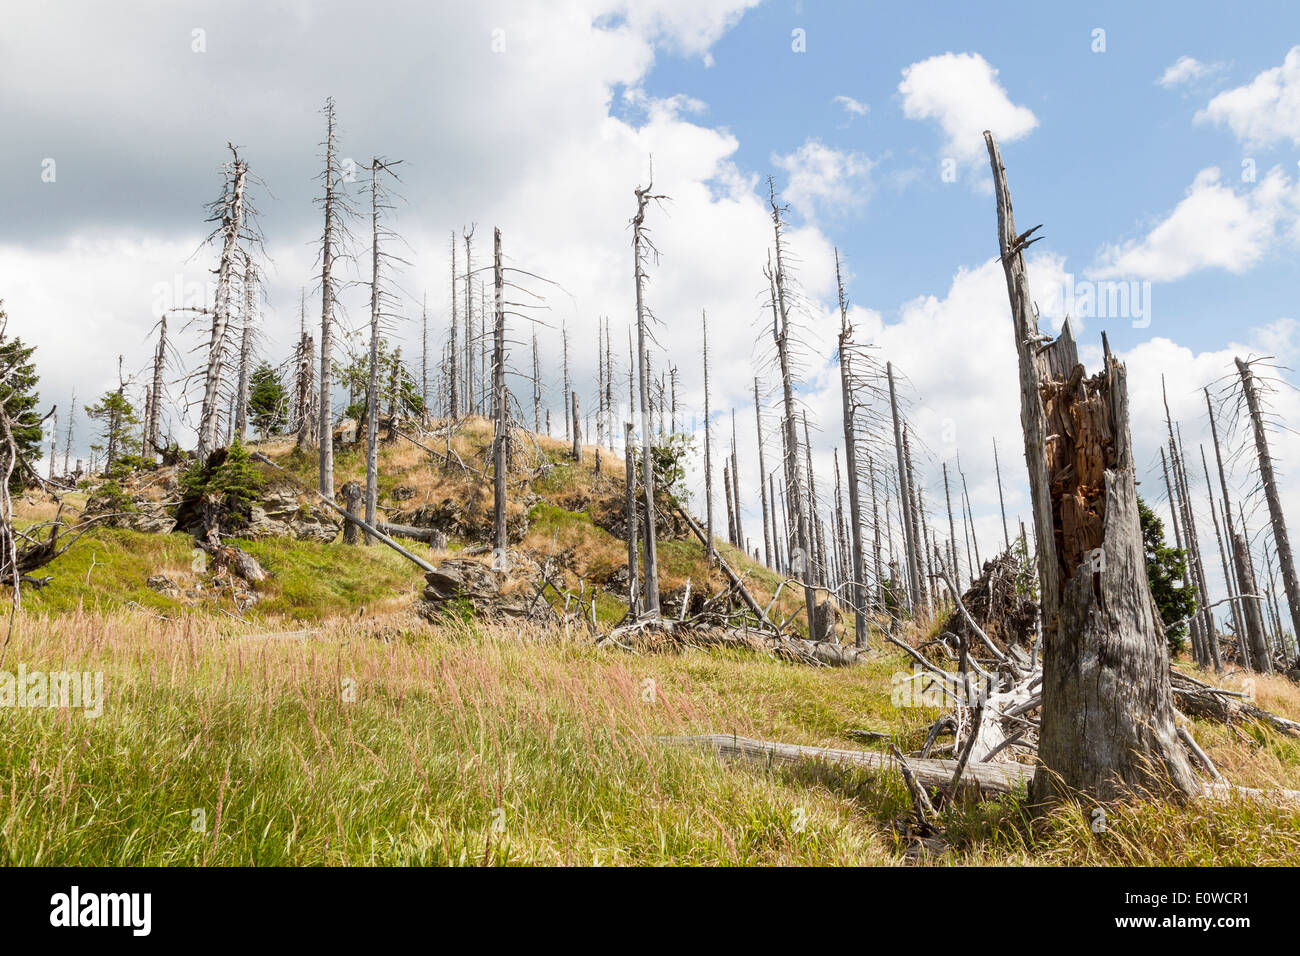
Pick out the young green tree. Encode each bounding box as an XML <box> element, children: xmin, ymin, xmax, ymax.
<box><xmin>1139</xmin><ymin>496</ymin><xmax>1198</xmax><ymax>654</ymax></box>
<box><xmin>84</xmin><ymin>390</ymin><xmax>139</xmax><ymax>477</ymax></box>
<box><xmin>247</xmin><ymin>362</ymin><xmax>286</xmax><ymax>439</ymax></box>
<box><xmin>0</xmin><ymin>326</ymin><xmax>43</xmax><ymax>493</ymax></box>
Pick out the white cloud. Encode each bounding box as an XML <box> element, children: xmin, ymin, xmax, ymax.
<box><xmin>832</xmin><ymin>94</ymin><xmax>869</xmax><ymax>119</ymax></box>
<box><xmin>1157</xmin><ymin>55</ymin><xmax>1228</xmax><ymax>89</ymax></box>
<box><xmin>897</xmin><ymin>52</ymin><xmax>1037</xmax><ymax>166</ymax></box>
<box><xmin>772</xmin><ymin>140</ymin><xmax>876</xmax><ymax>221</ymax></box>
<box><xmin>1091</xmin><ymin>166</ymin><xmax>1297</xmax><ymax>282</ymax></box>
<box><xmin>1196</xmin><ymin>46</ymin><xmax>1300</xmax><ymax>148</ymax></box>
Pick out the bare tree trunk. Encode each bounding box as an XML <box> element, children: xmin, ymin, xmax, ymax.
<box><xmin>868</xmin><ymin>454</ymin><xmax>883</xmax><ymax>618</ymax></box>
<box><xmin>234</xmin><ymin>253</ymin><xmax>255</xmax><ymax>443</ymax></box>
<box><xmin>296</xmin><ymin>329</ymin><xmax>316</xmax><ymax>450</ymax></box>
<box><xmin>62</xmin><ymin>389</ymin><xmax>75</xmax><ymax>473</ymax></box>
<box><xmin>492</xmin><ymin>227</ymin><xmax>508</xmax><ymax>554</ymax></box>
<box><xmin>318</xmin><ymin>101</ymin><xmax>340</xmax><ymax>495</ymax></box>
<box><xmin>723</xmin><ymin>463</ymin><xmax>736</xmax><ymax>546</ymax></box>
<box><xmin>754</xmin><ymin>378</ymin><xmax>772</xmax><ymax>571</ymax></box>
<box><xmin>993</xmin><ymin>436</ymin><xmax>1010</xmax><ymax>552</ymax></box>
<box><xmin>624</xmin><ymin>422</ymin><xmax>640</xmax><ymax>615</ymax></box>
<box><xmin>985</xmin><ymin>131</ymin><xmax>1196</xmax><ymax>804</ymax></box>
<box><xmin>887</xmin><ymin>362</ymin><xmax>919</xmax><ymax>614</ymax></box>
<box><xmin>730</xmin><ymin>410</ymin><xmax>743</xmax><ymax>550</ymax></box>
<box><xmin>461</xmin><ymin>228</ymin><xmax>475</xmax><ymax>416</ymax></box>
<box><xmin>1236</xmin><ymin>357</ymin><xmax>1300</xmax><ymax>650</ymax></box>
<box><xmin>633</xmin><ymin>182</ymin><xmax>661</xmax><ymax>616</ymax></box>
<box><xmin>198</xmin><ymin>146</ymin><xmax>247</xmax><ymax>462</ymax></box>
<box><xmin>342</xmin><ymin>480</ymin><xmax>362</xmax><ymax>546</ymax></box>
<box><xmin>767</xmin><ymin>224</ymin><xmax>815</xmax><ymax>631</ymax></box>
<box><xmin>1233</xmin><ymin>526</ymin><xmax>1272</xmax><ymax>672</ymax></box>
<box><xmin>421</xmin><ymin>292</ymin><xmax>429</xmax><ymax>420</ymax></box>
<box><xmin>944</xmin><ymin>463</ymin><xmax>959</xmax><ymax>595</ymax></box>
<box><xmin>834</xmin><ymin>254</ymin><xmax>867</xmax><ymax>645</ymax></box>
<box><xmin>449</xmin><ymin>233</ymin><xmax>459</xmax><ymax>419</ymax></box>
<box><xmin>363</xmin><ymin>161</ymin><xmax>382</xmax><ymax>545</ymax></box>
<box><xmin>147</xmin><ymin>318</ymin><xmax>166</xmax><ymax>460</ymax></box>
<box><xmin>1206</xmin><ymin>387</ymin><xmax>1248</xmax><ymax>657</ymax></box>
<box><xmin>562</xmin><ymin>322</ymin><xmax>571</xmax><ymax>442</ymax></box>
<box><xmin>1175</xmin><ymin>427</ymin><xmax>1219</xmax><ymax>669</ymax></box>
<box><xmin>702</xmin><ymin>312</ymin><xmax>715</xmax><ymax>566</ymax></box>
<box><xmin>571</xmin><ymin>391</ymin><xmax>582</xmax><ymax>463</ymax></box>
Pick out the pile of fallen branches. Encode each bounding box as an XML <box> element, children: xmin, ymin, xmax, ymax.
<box><xmin>932</xmin><ymin>548</ymin><xmax>1038</xmax><ymax>657</ymax></box>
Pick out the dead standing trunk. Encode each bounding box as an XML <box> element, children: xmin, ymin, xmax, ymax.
<box><xmin>887</xmin><ymin>362</ymin><xmax>920</xmax><ymax>614</ymax></box>
<box><xmin>632</xmin><ymin>181</ymin><xmax>661</xmax><ymax>615</ymax></box>
<box><xmin>318</xmin><ymin>100</ymin><xmax>340</xmax><ymax>496</ymax></box>
<box><xmin>755</xmin><ymin>377</ymin><xmax>772</xmax><ymax>571</ymax></box>
<box><xmin>835</xmin><ymin>253</ymin><xmax>867</xmax><ymax>646</ymax></box>
<box><xmin>624</xmin><ymin>422</ymin><xmax>640</xmax><ymax>615</ymax></box>
<box><xmin>702</xmin><ymin>311</ymin><xmax>715</xmax><ymax>566</ymax></box>
<box><xmin>1236</xmin><ymin>357</ymin><xmax>1300</xmax><ymax>649</ymax></box>
<box><xmin>197</xmin><ymin>145</ymin><xmax>248</xmax><ymax>463</ymax></box>
<box><xmin>985</xmin><ymin>131</ymin><xmax>1196</xmax><ymax>804</ymax></box>
<box><xmin>492</xmin><ymin>227</ymin><xmax>508</xmax><ymax>555</ymax></box>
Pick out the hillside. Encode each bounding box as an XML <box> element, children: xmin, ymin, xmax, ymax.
<box><xmin>4</xmin><ymin>419</ymin><xmax>1300</xmax><ymax>865</ymax></box>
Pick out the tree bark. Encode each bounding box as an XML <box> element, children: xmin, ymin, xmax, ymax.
<box><xmin>318</xmin><ymin>101</ymin><xmax>339</xmax><ymax>495</ymax></box>
<box><xmin>985</xmin><ymin>130</ymin><xmax>1197</xmax><ymax>804</ymax></box>
<box><xmin>624</xmin><ymin>422</ymin><xmax>640</xmax><ymax>615</ymax></box>
<box><xmin>702</xmin><ymin>312</ymin><xmax>715</xmax><ymax>566</ymax></box>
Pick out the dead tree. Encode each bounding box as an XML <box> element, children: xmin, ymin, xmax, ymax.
<box><xmin>146</xmin><ymin>318</ymin><xmax>166</xmax><ymax>459</ymax></box>
<box><xmin>730</xmin><ymin>410</ymin><xmax>743</xmax><ymax>550</ymax></box>
<box><xmin>624</xmin><ymin>422</ymin><xmax>640</xmax><ymax>615</ymax></box>
<box><xmin>1232</xmin><ymin>525</ymin><xmax>1272</xmax><ymax>672</ymax></box>
<box><xmin>834</xmin><ymin>254</ymin><xmax>868</xmax><ymax>645</ymax></box>
<box><xmin>295</xmin><ymin>327</ymin><xmax>316</xmax><ymax>450</ymax></box>
<box><xmin>571</xmin><ymin>391</ymin><xmax>582</xmax><ymax>462</ymax></box>
<box><xmin>993</xmin><ymin>436</ymin><xmax>1010</xmax><ymax>551</ymax></box>
<box><xmin>887</xmin><ymin>362</ymin><xmax>920</xmax><ymax>614</ymax></box>
<box><xmin>197</xmin><ymin>145</ymin><xmax>248</xmax><ymax>462</ymax></box>
<box><xmin>362</xmin><ymin>158</ymin><xmax>402</xmax><ymax>543</ymax></box>
<box><xmin>985</xmin><ymin>130</ymin><xmax>1197</xmax><ymax>803</ymax></box>
<box><xmin>234</xmin><ymin>252</ymin><xmax>256</xmax><ymax>443</ymax></box>
<box><xmin>632</xmin><ymin>176</ymin><xmax>663</xmax><ymax>616</ymax></box>
<box><xmin>531</xmin><ymin>328</ymin><xmax>541</xmax><ymax>433</ymax></box>
<box><xmin>421</xmin><ymin>292</ymin><xmax>430</xmax><ymax>418</ymax></box>
<box><xmin>1236</xmin><ymin>356</ymin><xmax>1300</xmax><ymax>647</ymax></box>
<box><xmin>317</xmin><ymin>98</ymin><xmax>349</xmax><ymax>495</ymax></box>
<box><xmin>702</xmin><ymin>311</ymin><xmax>715</xmax><ymax>566</ymax></box>
<box><xmin>492</xmin><ymin>227</ymin><xmax>508</xmax><ymax>554</ymax></box>
<box><xmin>562</xmin><ymin>321</ymin><xmax>571</xmax><ymax>442</ymax></box>
<box><xmin>1206</xmin><ymin>387</ymin><xmax>1248</xmax><ymax>656</ymax></box>
<box><xmin>449</xmin><ymin>233</ymin><xmax>459</xmax><ymax>418</ymax></box>
<box><xmin>723</xmin><ymin>463</ymin><xmax>736</xmax><ymax>545</ymax></box>
<box><xmin>764</xmin><ymin>205</ymin><xmax>817</xmax><ymax>631</ymax></box>
<box><xmin>754</xmin><ymin>378</ymin><xmax>772</xmax><ymax>570</ymax></box>
<box><xmin>62</xmin><ymin>388</ymin><xmax>76</xmax><ymax>474</ymax></box>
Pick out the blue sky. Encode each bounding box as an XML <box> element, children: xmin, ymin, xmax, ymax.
<box><xmin>2</xmin><ymin>1</ymin><xmax>1298</xmax><ymax>616</ymax></box>
<box><xmin>636</xmin><ymin>0</ymin><xmax>1300</xmax><ymax>357</ymax></box>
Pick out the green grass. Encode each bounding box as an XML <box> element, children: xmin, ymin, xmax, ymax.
<box><xmin>3</xmin><ymin>606</ymin><xmax>1299</xmax><ymax>866</ymax></box>
<box><xmin>21</xmin><ymin>527</ymin><xmax>424</xmax><ymax>624</ymax></box>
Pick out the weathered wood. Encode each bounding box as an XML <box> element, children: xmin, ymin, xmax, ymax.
<box><xmin>702</xmin><ymin>312</ymin><xmax>715</xmax><ymax>565</ymax></box>
<box><xmin>492</xmin><ymin>227</ymin><xmax>508</xmax><ymax>554</ymax></box>
<box><xmin>341</xmin><ymin>481</ymin><xmax>362</xmax><ymax>546</ymax></box>
<box><xmin>1237</xmin><ymin>357</ymin><xmax>1300</xmax><ymax>651</ymax></box>
<box><xmin>754</xmin><ymin>378</ymin><xmax>772</xmax><ymax>571</ymax></box>
<box><xmin>632</xmin><ymin>182</ymin><xmax>661</xmax><ymax>615</ymax></box>
<box><xmin>985</xmin><ymin>131</ymin><xmax>1197</xmax><ymax>804</ymax></box>
<box><xmin>674</xmin><ymin>502</ymin><xmax>773</xmax><ymax>631</ymax></box>
<box><xmin>624</xmin><ymin>422</ymin><xmax>640</xmax><ymax>615</ymax></box>
<box><xmin>318</xmin><ymin>100</ymin><xmax>341</xmax><ymax>495</ymax></box>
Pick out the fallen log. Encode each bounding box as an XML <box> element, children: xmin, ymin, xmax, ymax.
<box><xmin>673</xmin><ymin>502</ymin><xmax>775</xmax><ymax>632</ymax></box>
<box><xmin>661</xmin><ymin>733</ymin><xmax>1034</xmax><ymax>795</ymax></box>
<box><xmin>376</xmin><ymin>522</ymin><xmax>445</xmax><ymax>546</ymax></box>
<box><xmin>665</xmin><ymin>734</ymin><xmax>1300</xmax><ymax>806</ymax></box>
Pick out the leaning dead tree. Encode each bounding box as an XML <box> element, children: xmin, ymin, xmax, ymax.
<box><xmin>1235</xmin><ymin>356</ymin><xmax>1300</xmax><ymax>649</ymax></box>
<box><xmin>985</xmin><ymin>131</ymin><xmax>1197</xmax><ymax>803</ymax></box>
<box><xmin>631</xmin><ymin>173</ymin><xmax>664</xmax><ymax>616</ymax></box>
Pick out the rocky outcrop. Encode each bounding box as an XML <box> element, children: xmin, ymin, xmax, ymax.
<box><xmin>243</xmin><ymin>484</ymin><xmax>340</xmax><ymax>543</ymax></box>
<box><xmin>415</xmin><ymin>556</ymin><xmax>533</xmax><ymax>621</ymax></box>
<box><xmin>391</xmin><ymin>499</ymin><xmax>528</xmax><ymax>545</ymax></box>
<box><xmin>84</xmin><ymin>488</ymin><xmax>176</xmax><ymax>534</ymax></box>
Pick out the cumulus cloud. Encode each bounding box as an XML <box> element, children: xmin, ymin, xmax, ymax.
<box><xmin>898</xmin><ymin>52</ymin><xmax>1037</xmax><ymax>166</ymax></box>
<box><xmin>1091</xmin><ymin>166</ymin><xmax>1297</xmax><ymax>282</ymax></box>
<box><xmin>771</xmin><ymin>140</ymin><xmax>876</xmax><ymax>221</ymax></box>
<box><xmin>832</xmin><ymin>94</ymin><xmax>869</xmax><ymax>122</ymax></box>
<box><xmin>1196</xmin><ymin>46</ymin><xmax>1300</xmax><ymax>148</ymax></box>
<box><xmin>1157</xmin><ymin>55</ymin><xmax>1228</xmax><ymax>89</ymax></box>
